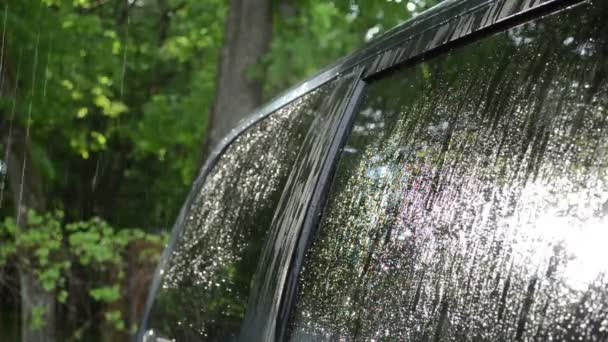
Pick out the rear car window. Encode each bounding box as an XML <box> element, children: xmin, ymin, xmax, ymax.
<box><xmin>144</xmin><ymin>84</ymin><xmax>333</xmax><ymax>341</ymax></box>
<box><xmin>290</xmin><ymin>1</ymin><xmax>608</xmax><ymax>341</ymax></box>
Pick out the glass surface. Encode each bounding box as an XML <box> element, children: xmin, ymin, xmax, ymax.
<box><xmin>291</xmin><ymin>2</ymin><xmax>608</xmax><ymax>341</ymax></box>
<box><xmin>144</xmin><ymin>84</ymin><xmax>332</xmax><ymax>341</ymax></box>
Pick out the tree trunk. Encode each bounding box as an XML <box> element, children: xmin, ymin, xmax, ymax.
<box><xmin>203</xmin><ymin>0</ymin><xmax>273</xmax><ymax>157</ymax></box>
<box><xmin>1</xmin><ymin>53</ymin><xmax>55</xmax><ymax>342</ymax></box>
<box><xmin>2</xmin><ymin>123</ymin><xmax>56</xmax><ymax>342</ymax></box>
<box><xmin>18</xmin><ymin>269</ymin><xmax>56</xmax><ymax>342</ymax></box>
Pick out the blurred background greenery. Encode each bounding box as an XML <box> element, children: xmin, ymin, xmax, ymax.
<box><xmin>0</xmin><ymin>0</ymin><xmax>440</xmax><ymax>340</ymax></box>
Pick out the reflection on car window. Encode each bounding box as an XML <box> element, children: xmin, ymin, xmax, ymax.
<box><xmin>291</xmin><ymin>2</ymin><xmax>608</xmax><ymax>341</ymax></box>
<box><xmin>144</xmin><ymin>84</ymin><xmax>332</xmax><ymax>341</ymax></box>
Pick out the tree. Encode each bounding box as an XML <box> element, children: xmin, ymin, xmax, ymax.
<box><xmin>1</xmin><ymin>71</ymin><xmax>56</xmax><ymax>342</ymax></box>
<box><xmin>204</xmin><ymin>0</ymin><xmax>273</xmax><ymax>155</ymax></box>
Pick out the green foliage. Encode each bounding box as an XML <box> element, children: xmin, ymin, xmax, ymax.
<box><xmin>0</xmin><ymin>209</ymin><xmax>167</xmax><ymax>338</ymax></box>
<box><xmin>1</xmin><ymin>0</ymin><xmax>226</xmax><ymax>228</ymax></box>
<box><xmin>90</xmin><ymin>285</ymin><xmax>120</xmax><ymax>303</ymax></box>
<box><xmin>31</xmin><ymin>306</ymin><xmax>47</xmax><ymax>331</ymax></box>
<box><xmin>0</xmin><ymin>211</ymin><xmax>67</xmax><ymax>292</ymax></box>
<box><xmin>105</xmin><ymin>309</ymin><xmax>126</xmax><ymax>331</ymax></box>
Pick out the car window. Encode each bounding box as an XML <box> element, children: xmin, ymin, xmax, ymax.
<box><xmin>143</xmin><ymin>83</ymin><xmax>334</xmax><ymax>341</ymax></box>
<box><xmin>290</xmin><ymin>1</ymin><xmax>608</xmax><ymax>341</ymax></box>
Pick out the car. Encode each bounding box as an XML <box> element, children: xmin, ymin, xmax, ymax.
<box><xmin>138</xmin><ymin>0</ymin><xmax>608</xmax><ymax>340</ymax></box>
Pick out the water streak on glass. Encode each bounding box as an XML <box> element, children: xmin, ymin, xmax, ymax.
<box><xmin>144</xmin><ymin>86</ymin><xmax>331</xmax><ymax>341</ymax></box>
<box><xmin>240</xmin><ymin>71</ymin><xmax>361</xmax><ymax>341</ymax></box>
<box><xmin>291</xmin><ymin>2</ymin><xmax>608</xmax><ymax>341</ymax></box>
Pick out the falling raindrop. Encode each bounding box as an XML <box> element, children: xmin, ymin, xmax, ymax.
<box><xmin>0</xmin><ymin>3</ymin><xmax>9</xmax><ymax>209</ymax></box>
<box><xmin>120</xmin><ymin>14</ymin><xmax>129</xmax><ymax>101</ymax></box>
<box><xmin>17</xmin><ymin>31</ymin><xmax>41</xmax><ymax>224</ymax></box>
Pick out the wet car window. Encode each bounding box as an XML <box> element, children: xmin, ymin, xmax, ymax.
<box><xmin>144</xmin><ymin>84</ymin><xmax>333</xmax><ymax>341</ymax></box>
<box><xmin>290</xmin><ymin>2</ymin><xmax>608</xmax><ymax>341</ymax></box>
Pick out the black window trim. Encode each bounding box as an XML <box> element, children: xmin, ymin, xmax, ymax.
<box><xmin>137</xmin><ymin>0</ymin><xmax>587</xmax><ymax>339</ymax></box>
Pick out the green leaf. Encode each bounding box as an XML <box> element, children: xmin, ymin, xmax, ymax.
<box><xmin>90</xmin><ymin>285</ymin><xmax>120</xmax><ymax>303</ymax></box>
<box><xmin>31</xmin><ymin>306</ymin><xmax>47</xmax><ymax>331</ymax></box>
<box><xmin>58</xmin><ymin>290</ymin><xmax>68</xmax><ymax>304</ymax></box>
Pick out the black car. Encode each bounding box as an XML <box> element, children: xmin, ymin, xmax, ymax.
<box><xmin>139</xmin><ymin>0</ymin><xmax>608</xmax><ymax>340</ymax></box>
